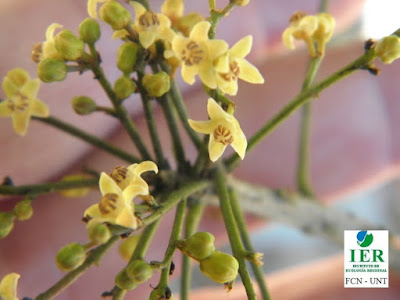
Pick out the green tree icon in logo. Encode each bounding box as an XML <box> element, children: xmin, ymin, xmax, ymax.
<box><xmin>357</xmin><ymin>230</ymin><xmax>374</xmax><ymax>247</ymax></box>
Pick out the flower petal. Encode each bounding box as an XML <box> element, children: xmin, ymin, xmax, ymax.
<box><xmin>198</xmin><ymin>65</ymin><xmax>217</xmax><ymax>89</ymax></box>
<box><xmin>131</xmin><ymin>2</ymin><xmax>147</xmax><ymax>21</ymax></box>
<box><xmin>207</xmin><ymin>98</ymin><xmax>228</xmax><ymax>121</ymax></box>
<box><xmin>188</xmin><ymin>119</ymin><xmax>215</xmax><ymax>134</ymax></box>
<box><xmin>214</xmin><ymin>54</ymin><xmax>229</xmax><ymax>73</ymax></box>
<box><xmin>181</xmin><ymin>65</ymin><xmax>197</xmax><ymax>85</ymax></box>
<box><xmin>30</xmin><ymin>99</ymin><xmax>49</xmax><ymax>118</ymax></box>
<box><xmin>0</xmin><ymin>273</ymin><xmax>20</xmax><ymax>300</ymax></box>
<box><xmin>139</xmin><ymin>31</ymin><xmax>157</xmax><ymax>48</ymax></box>
<box><xmin>132</xmin><ymin>161</ymin><xmax>158</xmax><ymax>176</ymax></box>
<box><xmin>0</xmin><ymin>101</ymin><xmax>12</xmax><ymax>117</ymax></box>
<box><xmin>99</xmin><ymin>172</ymin><xmax>121</xmax><ymax>195</ymax></box>
<box><xmin>12</xmin><ymin>112</ymin><xmax>30</xmax><ymax>136</ymax></box>
<box><xmin>229</xmin><ymin>35</ymin><xmax>252</xmax><ymax>58</ymax></box>
<box><xmin>282</xmin><ymin>27</ymin><xmax>295</xmax><ymax>49</ymax></box>
<box><xmin>237</xmin><ymin>59</ymin><xmax>264</xmax><ymax>84</ymax></box>
<box><xmin>115</xmin><ymin>207</ymin><xmax>138</xmax><ymax>229</ymax></box>
<box><xmin>112</xmin><ymin>29</ymin><xmax>129</xmax><ymax>39</ymax></box>
<box><xmin>217</xmin><ymin>76</ymin><xmax>238</xmax><ymax>96</ymax></box>
<box><xmin>122</xmin><ymin>183</ymin><xmax>148</xmax><ymax>200</ymax></box>
<box><xmin>84</xmin><ymin>204</ymin><xmax>102</xmax><ymax>219</ymax></box>
<box><xmin>207</xmin><ymin>39</ymin><xmax>228</xmax><ymax>60</ymax></box>
<box><xmin>46</xmin><ymin>23</ymin><xmax>63</xmax><ymax>41</ymax></box>
<box><xmin>208</xmin><ymin>136</ymin><xmax>227</xmax><ymax>162</ymax></box>
<box><xmin>189</xmin><ymin>21</ymin><xmax>211</xmax><ymax>41</ymax></box>
<box><xmin>231</xmin><ymin>127</ymin><xmax>247</xmax><ymax>160</ymax></box>
<box><xmin>21</xmin><ymin>79</ymin><xmax>40</xmax><ymax>99</ymax></box>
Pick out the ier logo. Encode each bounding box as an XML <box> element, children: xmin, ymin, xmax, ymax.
<box><xmin>344</xmin><ymin>230</ymin><xmax>389</xmax><ymax>288</ymax></box>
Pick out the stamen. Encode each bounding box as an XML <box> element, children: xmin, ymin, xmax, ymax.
<box><xmin>99</xmin><ymin>193</ymin><xmax>118</xmax><ymax>215</ymax></box>
<box><xmin>139</xmin><ymin>11</ymin><xmax>160</xmax><ymax>28</ymax></box>
<box><xmin>213</xmin><ymin>125</ymin><xmax>234</xmax><ymax>145</ymax></box>
<box><xmin>181</xmin><ymin>41</ymin><xmax>204</xmax><ymax>66</ymax></box>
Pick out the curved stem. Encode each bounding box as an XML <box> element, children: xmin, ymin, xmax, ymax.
<box><xmin>0</xmin><ymin>177</ymin><xmax>98</xmax><ymax>196</ymax></box>
<box><xmin>214</xmin><ymin>167</ymin><xmax>256</xmax><ymax>300</ymax></box>
<box><xmin>36</xmin><ymin>236</ymin><xmax>119</xmax><ymax>300</ymax></box>
<box><xmin>34</xmin><ymin>116</ymin><xmax>140</xmax><ymax>164</ymax></box>
<box><xmin>225</xmin><ymin>48</ymin><xmax>377</xmax><ymax>169</ymax></box>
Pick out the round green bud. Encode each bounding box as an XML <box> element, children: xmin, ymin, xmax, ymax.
<box><xmin>54</xmin><ymin>29</ymin><xmax>85</xmax><ymax>61</ymax></box>
<box><xmin>125</xmin><ymin>260</ymin><xmax>153</xmax><ymax>284</ymax></box>
<box><xmin>71</xmin><ymin>96</ymin><xmax>97</xmax><ymax>115</ymax></box>
<box><xmin>0</xmin><ymin>212</ymin><xmax>15</xmax><ymax>239</ymax></box>
<box><xmin>178</xmin><ymin>232</ymin><xmax>215</xmax><ymax>261</ymax></box>
<box><xmin>55</xmin><ymin>243</ymin><xmax>86</xmax><ymax>272</ymax></box>
<box><xmin>79</xmin><ymin>18</ymin><xmax>101</xmax><ymax>44</ymax></box>
<box><xmin>117</xmin><ymin>42</ymin><xmax>139</xmax><ymax>75</ymax></box>
<box><xmin>37</xmin><ymin>58</ymin><xmax>68</xmax><ymax>83</ymax></box>
<box><xmin>13</xmin><ymin>198</ymin><xmax>33</xmax><ymax>221</ymax></box>
<box><xmin>231</xmin><ymin>0</ymin><xmax>250</xmax><ymax>6</ymax></box>
<box><xmin>115</xmin><ymin>269</ymin><xmax>138</xmax><ymax>290</ymax></box>
<box><xmin>88</xmin><ymin>222</ymin><xmax>111</xmax><ymax>245</ymax></box>
<box><xmin>199</xmin><ymin>251</ymin><xmax>239</xmax><ymax>284</ymax></box>
<box><xmin>142</xmin><ymin>72</ymin><xmax>171</xmax><ymax>98</ymax></box>
<box><xmin>99</xmin><ymin>0</ymin><xmax>131</xmax><ymax>30</ymax></box>
<box><xmin>114</xmin><ymin>76</ymin><xmax>136</xmax><ymax>100</ymax></box>
<box><xmin>375</xmin><ymin>35</ymin><xmax>400</xmax><ymax>64</ymax></box>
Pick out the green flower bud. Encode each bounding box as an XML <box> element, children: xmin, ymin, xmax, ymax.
<box><xmin>375</xmin><ymin>35</ymin><xmax>400</xmax><ymax>64</ymax></box>
<box><xmin>176</xmin><ymin>13</ymin><xmax>204</xmax><ymax>37</ymax></box>
<box><xmin>119</xmin><ymin>235</ymin><xmax>140</xmax><ymax>261</ymax></box>
<box><xmin>0</xmin><ymin>212</ymin><xmax>15</xmax><ymax>239</ymax></box>
<box><xmin>117</xmin><ymin>42</ymin><xmax>139</xmax><ymax>74</ymax></box>
<box><xmin>37</xmin><ymin>58</ymin><xmax>68</xmax><ymax>83</ymax></box>
<box><xmin>115</xmin><ymin>269</ymin><xmax>138</xmax><ymax>290</ymax></box>
<box><xmin>231</xmin><ymin>0</ymin><xmax>250</xmax><ymax>6</ymax></box>
<box><xmin>125</xmin><ymin>260</ymin><xmax>153</xmax><ymax>283</ymax></box>
<box><xmin>114</xmin><ymin>76</ymin><xmax>136</xmax><ymax>100</ymax></box>
<box><xmin>71</xmin><ymin>96</ymin><xmax>97</xmax><ymax>115</ymax></box>
<box><xmin>54</xmin><ymin>30</ymin><xmax>85</xmax><ymax>61</ymax></box>
<box><xmin>79</xmin><ymin>18</ymin><xmax>101</xmax><ymax>44</ymax></box>
<box><xmin>13</xmin><ymin>198</ymin><xmax>33</xmax><ymax>221</ymax></box>
<box><xmin>88</xmin><ymin>222</ymin><xmax>111</xmax><ymax>245</ymax></box>
<box><xmin>142</xmin><ymin>72</ymin><xmax>170</xmax><ymax>98</ymax></box>
<box><xmin>178</xmin><ymin>232</ymin><xmax>215</xmax><ymax>261</ymax></box>
<box><xmin>56</xmin><ymin>243</ymin><xmax>86</xmax><ymax>272</ymax></box>
<box><xmin>199</xmin><ymin>251</ymin><xmax>239</xmax><ymax>284</ymax></box>
<box><xmin>99</xmin><ymin>1</ymin><xmax>131</xmax><ymax>30</ymax></box>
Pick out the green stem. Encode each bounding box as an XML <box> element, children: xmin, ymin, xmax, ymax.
<box><xmin>181</xmin><ymin>201</ymin><xmax>205</xmax><ymax>300</ymax></box>
<box><xmin>228</xmin><ymin>188</ymin><xmax>271</xmax><ymax>300</ymax></box>
<box><xmin>143</xmin><ymin>180</ymin><xmax>209</xmax><ymax>226</ymax></box>
<box><xmin>225</xmin><ymin>48</ymin><xmax>377</xmax><ymax>169</ymax></box>
<box><xmin>0</xmin><ymin>178</ymin><xmax>98</xmax><ymax>196</ymax></box>
<box><xmin>296</xmin><ymin>57</ymin><xmax>322</xmax><ymax>197</ymax></box>
<box><xmin>214</xmin><ymin>167</ymin><xmax>256</xmax><ymax>300</ymax></box>
<box><xmin>159</xmin><ymin>61</ymin><xmax>203</xmax><ymax>150</ymax></box>
<box><xmin>36</xmin><ymin>236</ymin><xmax>119</xmax><ymax>300</ymax></box>
<box><xmin>137</xmin><ymin>71</ymin><xmax>168</xmax><ymax>169</ymax></box>
<box><xmin>88</xmin><ymin>57</ymin><xmax>152</xmax><ymax>160</ymax></box>
<box><xmin>34</xmin><ymin>116</ymin><xmax>140</xmax><ymax>163</ymax></box>
<box><xmin>209</xmin><ymin>3</ymin><xmax>236</xmax><ymax>39</ymax></box>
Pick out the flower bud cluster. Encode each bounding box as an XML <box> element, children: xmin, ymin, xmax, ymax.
<box><xmin>0</xmin><ymin>198</ymin><xmax>34</xmax><ymax>239</ymax></box>
<box><xmin>178</xmin><ymin>232</ymin><xmax>239</xmax><ymax>284</ymax></box>
<box><xmin>115</xmin><ymin>260</ymin><xmax>154</xmax><ymax>290</ymax></box>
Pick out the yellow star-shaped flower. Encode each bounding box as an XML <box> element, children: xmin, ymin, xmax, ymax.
<box><xmin>0</xmin><ymin>273</ymin><xmax>20</xmax><ymax>300</ymax></box>
<box><xmin>282</xmin><ymin>12</ymin><xmax>335</xmax><ymax>57</ymax></box>
<box><xmin>109</xmin><ymin>161</ymin><xmax>158</xmax><ymax>192</ymax></box>
<box><xmin>170</xmin><ymin>21</ymin><xmax>228</xmax><ymax>89</ymax></box>
<box><xmin>215</xmin><ymin>35</ymin><xmax>264</xmax><ymax>96</ymax></box>
<box><xmin>129</xmin><ymin>2</ymin><xmax>176</xmax><ymax>49</ymax></box>
<box><xmin>84</xmin><ymin>172</ymin><xmax>147</xmax><ymax>230</ymax></box>
<box><xmin>188</xmin><ymin>98</ymin><xmax>247</xmax><ymax>162</ymax></box>
<box><xmin>0</xmin><ymin>68</ymin><xmax>49</xmax><ymax>136</ymax></box>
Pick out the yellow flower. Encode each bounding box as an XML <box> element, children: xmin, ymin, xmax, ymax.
<box><xmin>188</xmin><ymin>98</ymin><xmax>247</xmax><ymax>162</ymax></box>
<box><xmin>215</xmin><ymin>35</ymin><xmax>264</xmax><ymax>96</ymax></box>
<box><xmin>129</xmin><ymin>2</ymin><xmax>176</xmax><ymax>49</ymax></box>
<box><xmin>375</xmin><ymin>35</ymin><xmax>400</xmax><ymax>64</ymax></box>
<box><xmin>109</xmin><ymin>161</ymin><xmax>158</xmax><ymax>193</ymax></box>
<box><xmin>87</xmin><ymin>0</ymin><xmax>109</xmax><ymax>18</ymax></box>
<box><xmin>83</xmin><ymin>172</ymin><xmax>147</xmax><ymax>230</ymax></box>
<box><xmin>170</xmin><ymin>21</ymin><xmax>228</xmax><ymax>89</ymax></box>
<box><xmin>42</xmin><ymin>23</ymin><xmax>64</xmax><ymax>60</ymax></box>
<box><xmin>161</xmin><ymin>0</ymin><xmax>184</xmax><ymax>23</ymax></box>
<box><xmin>0</xmin><ymin>273</ymin><xmax>20</xmax><ymax>300</ymax></box>
<box><xmin>0</xmin><ymin>68</ymin><xmax>49</xmax><ymax>136</ymax></box>
<box><xmin>282</xmin><ymin>12</ymin><xmax>335</xmax><ymax>57</ymax></box>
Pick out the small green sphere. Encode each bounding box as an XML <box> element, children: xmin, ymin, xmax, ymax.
<box><xmin>199</xmin><ymin>251</ymin><xmax>239</xmax><ymax>284</ymax></box>
<box><xmin>99</xmin><ymin>1</ymin><xmax>131</xmax><ymax>30</ymax></box>
<box><xmin>115</xmin><ymin>269</ymin><xmax>138</xmax><ymax>290</ymax></box>
<box><xmin>37</xmin><ymin>58</ymin><xmax>68</xmax><ymax>83</ymax></box>
<box><xmin>79</xmin><ymin>18</ymin><xmax>101</xmax><ymax>44</ymax></box>
<box><xmin>179</xmin><ymin>231</ymin><xmax>215</xmax><ymax>261</ymax></box>
<box><xmin>117</xmin><ymin>42</ymin><xmax>139</xmax><ymax>75</ymax></box>
<box><xmin>54</xmin><ymin>29</ymin><xmax>85</xmax><ymax>61</ymax></box>
<box><xmin>114</xmin><ymin>76</ymin><xmax>136</xmax><ymax>99</ymax></box>
<box><xmin>88</xmin><ymin>222</ymin><xmax>111</xmax><ymax>245</ymax></box>
<box><xmin>0</xmin><ymin>212</ymin><xmax>15</xmax><ymax>239</ymax></box>
<box><xmin>13</xmin><ymin>199</ymin><xmax>33</xmax><ymax>221</ymax></box>
<box><xmin>142</xmin><ymin>72</ymin><xmax>171</xmax><ymax>98</ymax></box>
<box><xmin>55</xmin><ymin>243</ymin><xmax>86</xmax><ymax>272</ymax></box>
<box><xmin>125</xmin><ymin>260</ymin><xmax>153</xmax><ymax>284</ymax></box>
<box><xmin>71</xmin><ymin>96</ymin><xmax>97</xmax><ymax>115</ymax></box>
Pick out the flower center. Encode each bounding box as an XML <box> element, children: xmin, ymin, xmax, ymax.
<box><xmin>213</xmin><ymin>125</ymin><xmax>234</xmax><ymax>145</ymax></box>
<box><xmin>99</xmin><ymin>193</ymin><xmax>118</xmax><ymax>215</ymax></box>
<box><xmin>180</xmin><ymin>41</ymin><xmax>205</xmax><ymax>66</ymax></box>
<box><xmin>110</xmin><ymin>166</ymin><xmax>129</xmax><ymax>184</ymax></box>
<box><xmin>138</xmin><ymin>11</ymin><xmax>160</xmax><ymax>28</ymax></box>
<box><xmin>219</xmin><ymin>61</ymin><xmax>240</xmax><ymax>82</ymax></box>
<box><xmin>7</xmin><ymin>92</ymin><xmax>30</xmax><ymax>113</ymax></box>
